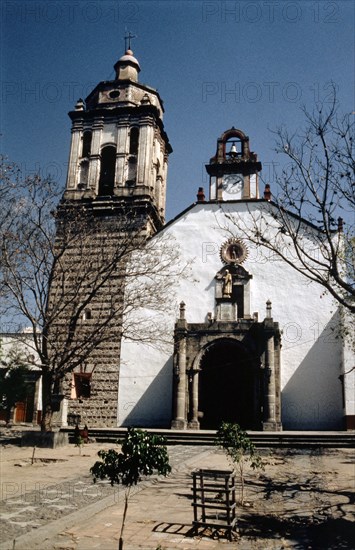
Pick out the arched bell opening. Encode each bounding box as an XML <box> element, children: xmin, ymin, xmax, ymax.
<box><xmin>129</xmin><ymin>127</ymin><xmax>139</xmax><ymax>155</ymax></box>
<box><xmin>99</xmin><ymin>145</ymin><xmax>116</xmax><ymax>195</ymax></box>
<box><xmin>225</xmin><ymin>137</ymin><xmax>243</xmax><ymax>159</ymax></box>
<box><xmin>82</xmin><ymin>131</ymin><xmax>92</xmax><ymax>158</ymax></box>
<box><xmin>213</xmin><ymin>128</ymin><xmax>250</xmax><ymax>162</ymax></box>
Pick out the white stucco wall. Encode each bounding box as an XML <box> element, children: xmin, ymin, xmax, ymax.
<box><xmin>0</xmin><ymin>332</ymin><xmax>42</xmax><ymax>410</ymax></box>
<box><xmin>118</xmin><ymin>202</ymin><xmax>344</xmax><ymax>430</ymax></box>
<box><xmin>0</xmin><ymin>333</ymin><xmax>39</xmax><ymax>365</ymax></box>
<box><xmin>341</xmin><ymin>310</ymin><xmax>355</xmax><ymax>424</ymax></box>
<box><xmin>118</xmin><ymin>342</ymin><xmax>173</xmax><ymax>427</ymax></box>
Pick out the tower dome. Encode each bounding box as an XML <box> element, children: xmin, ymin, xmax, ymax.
<box><xmin>114</xmin><ymin>49</ymin><xmax>141</xmax><ymax>82</ymax></box>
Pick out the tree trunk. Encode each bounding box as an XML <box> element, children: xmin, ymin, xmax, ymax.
<box><xmin>6</xmin><ymin>406</ymin><xmax>13</xmax><ymax>425</ymax></box>
<box><xmin>239</xmin><ymin>461</ymin><xmax>245</xmax><ymax>505</ymax></box>
<box><xmin>41</xmin><ymin>370</ymin><xmax>53</xmax><ymax>432</ymax></box>
<box><xmin>119</xmin><ymin>487</ymin><xmax>130</xmax><ymax>550</ymax></box>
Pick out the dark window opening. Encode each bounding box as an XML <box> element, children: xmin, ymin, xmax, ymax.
<box><xmin>99</xmin><ymin>146</ymin><xmax>116</xmax><ymax>195</ymax></box>
<box><xmin>109</xmin><ymin>90</ymin><xmax>120</xmax><ymax>99</ymax></box>
<box><xmin>82</xmin><ymin>131</ymin><xmax>92</xmax><ymax>158</ymax></box>
<box><xmin>73</xmin><ymin>373</ymin><xmax>91</xmax><ymax>399</ymax></box>
<box><xmin>129</xmin><ymin>127</ymin><xmax>139</xmax><ymax>155</ymax></box>
<box><xmin>83</xmin><ymin>308</ymin><xmax>92</xmax><ymax>320</ymax></box>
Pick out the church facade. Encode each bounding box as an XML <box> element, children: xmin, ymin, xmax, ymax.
<box><xmin>58</xmin><ymin>48</ymin><xmax>353</xmax><ymax>431</ymax></box>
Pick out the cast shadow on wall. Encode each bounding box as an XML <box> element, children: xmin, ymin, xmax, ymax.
<box><xmin>119</xmin><ymin>312</ymin><xmax>345</xmax><ymax>430</ymax></box>
<box><xmin>281</xmin><ymin>312</ymin><xmax>344</xmax><ymax>430</ymax></box>
<box><xmin>120</xmin><ymin>357</ymin><xmax>173</xmax><ymax>428</ymax></box>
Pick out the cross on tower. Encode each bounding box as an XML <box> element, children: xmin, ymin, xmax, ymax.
<box><xmin>124</xmin><ymin>30</ymin><xmax>136</xmax><ymax>51</ymax></box>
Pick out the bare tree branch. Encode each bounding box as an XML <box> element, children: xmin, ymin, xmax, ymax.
<box><xmin>0</xmin><ymin>158</ymin><xmax>186</xmax><ymax>430</ymax></box>
<box><xmin>220</xmin><ymin>85</ymin><xmax>354</xmax><ymax>313</ymax></box>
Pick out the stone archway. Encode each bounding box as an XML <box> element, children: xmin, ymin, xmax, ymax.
<box><xmin>198</xmin><ymin>339</ymin><xmax>258</xmax><ymax>430</ymax></box>
<box><xmin>171</xmin><ymin>310</ymin><xmax>282</xmax><ymax>431</ymax></box>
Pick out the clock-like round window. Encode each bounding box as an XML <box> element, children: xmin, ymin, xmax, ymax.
<box><xmin>109</xmin><ymin>90</ymin><xmax>120</xmax><ymax>99</ymax></box>
<box><xmin>220</xmin><ymin>238</ymin><xmax>248</xmax><ymax>265</ymax></box>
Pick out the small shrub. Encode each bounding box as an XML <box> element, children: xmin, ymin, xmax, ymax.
<box><xmin>91</xmin><ymin>427</ymin><xmax>171</xmax><ymax>550</ymax></box>
<box><xmin>215</xmin><ymin>422</ymin><xmax>263</xmax><ymax>505</ymax></box>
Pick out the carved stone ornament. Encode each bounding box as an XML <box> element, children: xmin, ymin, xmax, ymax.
<box><xmin>220</xmin><ymin>238</ymin><xmax>248</xmax><ymax>265</ymax></box>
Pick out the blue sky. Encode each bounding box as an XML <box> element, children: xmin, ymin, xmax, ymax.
<box><xmin>1</xmin><ymin>0</ymin><xmax>354</xmax><ymax>220</ymax></box>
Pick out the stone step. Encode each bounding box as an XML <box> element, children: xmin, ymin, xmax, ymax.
<box><xmin>60</xmin><ymin>427</ymin><xmax>355</xmax><ymax>448</ymax></box>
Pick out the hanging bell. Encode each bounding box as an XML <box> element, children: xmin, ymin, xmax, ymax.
<box><xmin>228</xmin><ymin>143</ymin><xmax>237</xmax><ymax>157</ymax></box>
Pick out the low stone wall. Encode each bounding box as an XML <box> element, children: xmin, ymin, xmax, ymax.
<box><xmin>21</xmin><ymin>430</ymin><xmax>69</xmax><ymax>448</ymax></box>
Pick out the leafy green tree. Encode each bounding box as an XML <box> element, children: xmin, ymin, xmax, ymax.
<box><xmin>91</xmin><ymin>428</ymin><xmax>171</xmax><ymax>550</ymax></box>
<box><xmin>215</xmin><ymin>422</ymin><xmax>263</xmax><ymax>505</ymax></box>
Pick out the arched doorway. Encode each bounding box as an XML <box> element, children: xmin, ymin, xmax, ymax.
<box><xmin>198</xmin><ymin>339</ymin><xmax>258</xmax><ymax>430</ymax></box>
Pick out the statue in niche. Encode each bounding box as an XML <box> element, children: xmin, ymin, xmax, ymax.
<box><xmin>222</xmin><ymin>269</ymin><xmax>233</xmax><ymax>297</ymax></box>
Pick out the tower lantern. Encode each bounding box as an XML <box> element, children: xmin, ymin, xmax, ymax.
<box><xmin>114</xmin><ymin>49</ymin><xmax>141</xmax><ymax>82</ymax></box>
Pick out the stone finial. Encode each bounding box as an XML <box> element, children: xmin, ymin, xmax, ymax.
<box><xmin>338</xmin><ymin>217</ymin><xmax>344</xmax><ymax>233</ymax></box>
<box><xmin>179</xmin><ymin>301</ymin><xmax>186</xmax><ymax>320</ymax></box>
<box><xmin>75</xmin><ymin>98</ymin><xmax>85</xmax><ymax>111</ymax></box>
<box><xmin>197</xmin><ymin>187</ymin><xmax>205</xmax><ymax>202</ymax></box>
<box><xmin>140</xmin><ymin>93</ymin><xmax>151</xmax><ymax>105</ymax></box>
<box><xmin>266</xmin><ymin>299</ymin><xmax>272</xmax><ymax>318</ymax></box>
<box><xmin>264</xmin><ymin>184</ymin><xmax>271</xmax><ymax>201</ymax></box>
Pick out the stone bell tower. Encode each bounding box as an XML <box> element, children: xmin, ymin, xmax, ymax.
<box><xmin>53</xmin><ymin>47</ymin><xmax>172</xmax><ymax>428</ymax></box>
<box><xmin>64</xmin><ymin>47</ymin><xmax>172</xmax><ymax>231</ymax></box>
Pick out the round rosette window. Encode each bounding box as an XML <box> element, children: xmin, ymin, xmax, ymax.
<box><xmin>220</xmin><ymin>238</ymin><xmax>248</xmax><ymax>265</ymax></box>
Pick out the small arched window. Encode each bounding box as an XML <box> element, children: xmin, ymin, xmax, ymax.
<box><xmin>99</xmin><ymin>145</ymin><xmax>116</xmax><ymax>195</ymax></box>
<box><xmin>129</xmin><ymin>127</ymin><xmax>139</xmax><ymax>155</ymax></box>
<box><xmin>82</xmin><ymin>131</ymin><xmax>92</xmax><ymax>158</ymax></box>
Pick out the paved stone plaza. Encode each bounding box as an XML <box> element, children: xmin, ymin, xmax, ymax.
<box><xmin>0</xmin><ymin>436</ymin><xmax>354</xmax><ymax>549</ymax></box>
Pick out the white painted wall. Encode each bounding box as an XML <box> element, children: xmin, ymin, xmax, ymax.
<box><xmin>0</xmin><ymin>332</ymin><xmax>42</xmax><ymax>411</ymax></box>
<box><xmin>118</xmin><ymin>342</ymin><xmax>173</xmax><ymax>427</ymax></box>
<box><xmin>118</xmin><ymin>202</ymin><xmax>344</xmax><ymax>429</ymax></box>
<box><xmin>0</xmin><ymin>333</ymin><xmax>39</xmax><ymax>365</ymax></box>
<box><xmin>341</xmin><ymin>309</ymin><xmax>355</xmax><ymax>424</ymax></box>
